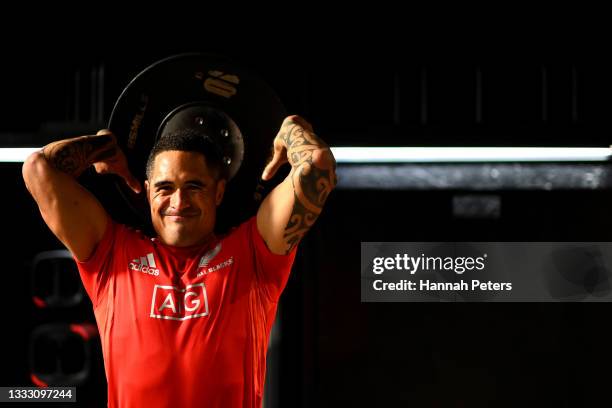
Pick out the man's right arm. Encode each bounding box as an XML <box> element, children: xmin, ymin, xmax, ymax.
<box><xmin>22</xmin><ymin>130</ymin><xmax>141</xmax><ymax>262</ymax></box>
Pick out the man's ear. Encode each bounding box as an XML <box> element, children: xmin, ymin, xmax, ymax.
<box><xmin>215</xmin><ymin>179</ymin><xmax>226</xmax><ymax>206</ymax></box>
<box><xmin>144</xmin><ymin>180</ymin><xmax>150</xmax><ymax>205</ymax></box>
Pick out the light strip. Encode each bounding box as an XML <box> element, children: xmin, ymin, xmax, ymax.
<box><xmin>330</xmin><ymin>147</ymin><xmax>612</xmax><ymax>163</ymax></box>
<box><xmin>0</xmin><ymin>148</ymin><xmax>40</xmax><ymax>163</ymax></box>
<box><xmin>1</xmin><ymin>147</ymin><xmax>611</xmax><ymax>163</ymax></box>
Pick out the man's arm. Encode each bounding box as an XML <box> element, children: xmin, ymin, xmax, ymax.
<box><xmin>257</xmin><ymin>115</ymin><xmax>337</xmax><ymax>255</ymax></box>
<box><xmin>22</xmin><ymin>130</ymin><xmax>141</xmax><ymax>262</ymax></box>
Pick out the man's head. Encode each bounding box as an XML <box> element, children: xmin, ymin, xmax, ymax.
<box><xmin>144</xmin><ymin>129</ymin><xmax>227</xmax><ymax>247</ymax></box>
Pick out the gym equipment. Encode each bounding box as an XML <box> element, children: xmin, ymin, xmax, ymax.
<box><xmin>108</xmin><ymin>53</ymin><xmax>287</xmax><ymax>230</ymax></box>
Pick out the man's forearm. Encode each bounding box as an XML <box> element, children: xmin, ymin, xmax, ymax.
<box><xmin>42</xmin><ymin>133</ymin><xmax>117</xmax><ymax>177</ymax></box>
<box><xmin>279</xmin><ymin>120</ymin><xmax>337</xmax><ymax>253</ymax></box>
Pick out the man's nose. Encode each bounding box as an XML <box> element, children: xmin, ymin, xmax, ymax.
<box><xmin>170</xmin><ymin>188</ymin><xmax>191</xmax><ymax>209</ymax></box>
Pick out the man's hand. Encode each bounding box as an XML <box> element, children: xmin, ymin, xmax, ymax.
<box><xmin>262</xmin><ymin>115</ymin><xmax>317</xmax><ymax>181</ymax></box>
<box><xmin>91</xmin><ymin>130</ymin><xmax>141</xmax><ymax>194</ymax></box>
<box><xmin>41</xmin><ymin>129</ymin><xmax>141</xmax><ymax>194</ymax></box>
<box><xmin>257</xmin><ymin>115</ymin><xmax>337</xmax><ymax>255</ymax></box>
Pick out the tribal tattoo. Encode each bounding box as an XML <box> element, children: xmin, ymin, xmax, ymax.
<box><xmin>279</xmin><ymin>120</ymin><xmax>337</xmax><ymax>254</ymax></box>
<box><xmin>42</xmin><ymin>134</ymin><xmax>116</xmax><ymax>177</ymax></box>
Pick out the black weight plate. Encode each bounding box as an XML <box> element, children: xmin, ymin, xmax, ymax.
<box><xmin>108</xmin><ymin>53</ymin><xmax>287</xmax><ymax>231</ymax></box>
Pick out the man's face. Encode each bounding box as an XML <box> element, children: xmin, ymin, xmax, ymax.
<box><xmin>144</xmin><ymin>150</ymin><xmax>225</xmax><ymax>247</ymax></box>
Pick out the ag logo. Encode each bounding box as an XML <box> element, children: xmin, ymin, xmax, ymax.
<box><xmin>150</xmin><ymin>283</ymin><xmax>209</xmax><ymax>321</ymax></box>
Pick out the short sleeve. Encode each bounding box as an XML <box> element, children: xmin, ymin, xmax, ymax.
<box><xmin>244</xmin><ymin>216</ymin><xmax>297</xmax><ymax>302</ymax></box>
<box><xmin>73</xmin><ymin>219</ymin><xmax>124</xmax><ymax>307</ymax></box>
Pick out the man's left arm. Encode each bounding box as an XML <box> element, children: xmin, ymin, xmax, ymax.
<box><xmin>257</xmin><ymin>115</ymin><xmax>337</xmax><ymax>255</ymax></box>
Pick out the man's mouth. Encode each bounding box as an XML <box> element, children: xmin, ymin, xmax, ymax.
<box><xmin>162</xmin><ymin>212</ymin><xmax>200</xmax><ymax>220</ymax></box>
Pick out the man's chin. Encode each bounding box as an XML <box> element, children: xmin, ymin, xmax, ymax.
<box><xmin>160</xmin><ymin>236</ymin><xmax>194</xmax><ymax>247</ymax></box>
<box><xmin>157</xmin><ymin>225</ymin><xmax>189</xmax><ymax>245</ymax></box>
<box><xmin>154</xmin><ymin>220</ymin><xmax>214</xmax><ymax>247</ymax></box>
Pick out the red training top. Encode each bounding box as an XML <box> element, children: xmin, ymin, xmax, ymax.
<box><xmin>75</xmin><ymin>216</ymin><xmax>296</xmax><ymax>408</ymax></box>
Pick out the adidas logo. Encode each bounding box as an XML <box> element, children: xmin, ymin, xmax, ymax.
<box><xmin>129</xmin><ymin>253</ymin><xmax>160</xmax><ymax>276</ymax></box>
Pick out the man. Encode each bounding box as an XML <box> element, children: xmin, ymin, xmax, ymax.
<box><xmin>22</xmin><ymin>115</ymin><xmax>336</xmax><ymax>407</ymax></box>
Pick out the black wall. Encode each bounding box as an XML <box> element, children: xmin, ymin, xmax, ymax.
<box><xmin>3</xmin><ymin>33</ymin><xmax>612</xmax><ymax>406</ymax></box>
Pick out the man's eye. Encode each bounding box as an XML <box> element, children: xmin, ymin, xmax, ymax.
<box><xmin>183</xmin><ymin>183</ymin><xmax>205</xmax><ymax>191</ymax></box>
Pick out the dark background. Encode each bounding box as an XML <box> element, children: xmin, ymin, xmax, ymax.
<box><xmin>2</xmin><ymin>24</ymin><xmax>612</xmax><ymax>407</ymax></box>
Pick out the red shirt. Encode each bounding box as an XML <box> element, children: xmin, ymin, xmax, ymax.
<box><xmin>75</xmin><ymin>216</ymin><xmax>296</xmax><ymax>408</ymax></box>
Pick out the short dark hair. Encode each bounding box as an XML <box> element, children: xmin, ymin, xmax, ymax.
<box><xmin>145</xmin><ymin>128</ymin><xmax>226</xmax><ymax>180</ymax></box>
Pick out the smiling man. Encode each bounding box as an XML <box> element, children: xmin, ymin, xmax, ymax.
<box><xmin>145</xmin><ymin>130</ymin><xmax>227</xmax><ymax>249</ymax></box>
<box><xmin>22</xmin><ymin>115</ymin><xmax>336</xmax><ymax>407</ymax></box>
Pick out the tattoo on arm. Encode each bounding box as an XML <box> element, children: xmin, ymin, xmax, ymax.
<box><xmin>42</xmin><ymin>134</ymin><xmax>116</xmax><ymax>177</ymax></box>
<box><xmin>280</xmin><ymin>123</ymin><xmax>337</xmax><ymax>254</ymax></box>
